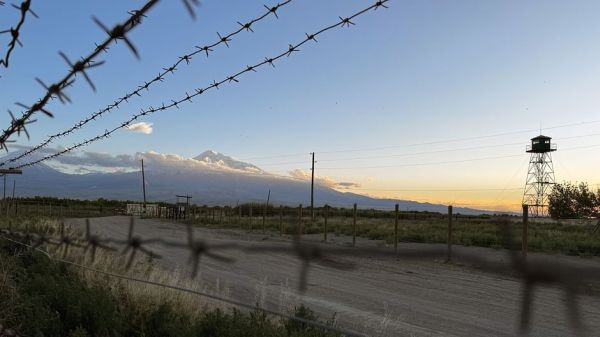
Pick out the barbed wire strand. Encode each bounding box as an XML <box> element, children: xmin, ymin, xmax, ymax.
<box><xmin>0</xmin><ymin>0</ymin><xmax>37</xmax><ymax>69</ymax></box>
<box><xmin>0</xmin><ymin>0</ymin><xmax>294</xmax><ymax>167</ymax></box>
<box><xmin>1</xmin><ymin>215</ymin><xmax>598</xmax><ymax>336</ymax></box>
<box><xmin>11</xmin><ymin>0</ymin><xmax>391</xmax><ymax>169</ymax></box>
<box><xmin>0</xmin><ymin>0</ymin><xmax>201</xmax><ymax>153</ymax></box>
<box><xmin>0</xmin><ymin>225</ymin><xmax>366</xmax><ymax>337</ymax></box>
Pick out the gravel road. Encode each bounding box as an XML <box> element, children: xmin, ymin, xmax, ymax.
<box><xmin>65</xmin><ymin>216</ymin><xmax>600</xmax><ymax>337</ymax></box>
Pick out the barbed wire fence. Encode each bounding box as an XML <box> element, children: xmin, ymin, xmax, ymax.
<box><xmin>0</xmin><ymin>0</ymin><xmax>37</xmax><ymax>69</ymax></box>
<box><xmin>0</xmin><ymin>0</ymin><xmax>294</xmax><ymax>167</ymax></box>
<box><xmin>2</xmin><ymin>0</ymin><xmax>390</xmax><ymax>169</ymax></box>
<box><xmin>0</xmin><ymin>0</ymin><xmax>202</xmax><ymax>152</ymax></box>
<box><xmin>0</xmin><ymin>216</ymin><xmax>598</xmax><ymax>337</ymax></box>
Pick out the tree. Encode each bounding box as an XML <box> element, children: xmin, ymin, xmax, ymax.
<box><xmin>548</xmin><ymin>182</ymin><xmax>600</xmax><ymax>219</ymax></box>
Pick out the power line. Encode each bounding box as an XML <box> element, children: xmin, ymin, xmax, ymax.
<box><xmin>290</xmin><ymin>143</ymin><xmax>600</xmax><ymax>171</ymax></box>
<box><xmin>235</xmin><ymin>120</ymin><xmax>600</xmax><ymax>163</ymax></box>
<box><xmin>317</xmin><ymin>154</ymin><xmax>528</xmax><ymax>170</ymax></box>
<box><xmin>343</xmin><ymin>187</ymin><xmax>523</xmax><ymax>192</ymax></box>
<box><xmin>11</xmin><ymin>0</ymin><xmax>391</xmax><ymax>169</ymax></box>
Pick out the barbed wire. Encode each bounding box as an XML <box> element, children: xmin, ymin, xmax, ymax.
<box><xmin>0</xmin><ymin>217</ymin><xmax>598</xmax><ymax>336</ymax></box>
<box><xmin>10</xmin><ymin>0</ymin><xmax>391</xmax><ymax>169</ymax></box>
<box><xmin>0</xmin><ymin>0</ymin><xmax>201</xmax><ymax>153</ymax></box>
<box><xmin>0</xmin><ymin>0</ymin><xmax>294</xmax><ymax>167</ymax></box>
<box><xmin>0</xmin><ymin>219</ymin><xmax>366</xmax><ymax>337</ymax></box>
<box><xmin>0</xmin><ymin>0</ymin><xmax>37</xmax><ymax>69</ymax></box>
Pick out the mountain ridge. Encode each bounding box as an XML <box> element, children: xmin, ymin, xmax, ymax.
<box><xmin>0</xmin><ymin>149</ymin><xmax>508</xmax><ymax>215</ymax></box>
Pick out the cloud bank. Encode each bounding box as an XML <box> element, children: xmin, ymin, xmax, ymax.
<box><xmin>288</xmin><ymin>169</ymin><xmax>360</xmax><ymax>190</ymax></box>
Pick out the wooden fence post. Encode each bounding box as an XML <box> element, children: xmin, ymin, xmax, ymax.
<box><xmin>324</xmin><ymin>205</ymin><xmax>328</xmax><ymax>242</ymax></box>
<box><xmin>447</xmin><ymin>205</ymin><xmax>453</xmax><ymax>262</ymax></box>
<box><xmin>249</xmin><ymin>203</ymin><xmax>253</xmax><ymax>231</ymax></box>
<box><xmin>522</xmin><ymin>204</ymin><xmax>528</xmax><ymax>259</ymax></box>
<box><xmin>262</xmin><ymin>204</ymin><xmax>266</xmax><ymax>234</ymax></box>
<box><xmin>353</xmin><ymin>203</ymin><xmax>357</xmax><ymax>247</ymax></box>
<box><xmin>279</xmin><ymin>205</ymin><xmax>283</xmax><ymax>236</ymax></box>
<box><xmin>298</xmin><ymin>204</ymin><xmax>303</xmax><ymax>237</ymax></box>
<box><xmin>394</xmin><ymin>204</ymin><xmax>399</xmax><ymax>253</ymax></box>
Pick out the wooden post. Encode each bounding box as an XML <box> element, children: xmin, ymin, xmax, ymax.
<box><xmin>522</xmin><ymin>204</ymin><xmax>528</xmax><ymax>259</ymax></box>
<box><xmin>324</xmin><ymin>205</ymin><xmax>328</xmax><ymax>242</ymax></box>
<box><xmin>279</xmin><ymin>205</ymin><xmax>283</xmax><ymax>236</ymax></box>
<box><xmin>298</xmin><ymin>204</ymin><xmax>303</xmax><ymax>237</ymax></box>
<box><xmin>263</xmin><ymin>190</ymin><xmax>270</xmax><ymax>234</ymax></box>
<box><xmin>249</xmin><ymin>203</ymin><xmax>253</xmax><ymax>231</ymax></box>
<box><xmin>353</xmin><ymin>203</ymin><xmax>357</xmax><ymax>247</ymax></box>
<box><xmin>262</xmin><ymin>205</ymin><xmax>266</xmax><ymax>233</ymax></box>
<box><xmin>394</xmin><ymin>204</ymin><xmax>399</xmax><ymax>253</ymax></box>
<box><xmin>447</xmin><ymin>205</ymin><xmax>453</xmax><ymax>262</ymax></box>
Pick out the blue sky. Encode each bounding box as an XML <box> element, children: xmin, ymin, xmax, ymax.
<box><xmin>2</xmin><ymin>0</ymin><xmax>600</xmax><ymax>210</ymax></box>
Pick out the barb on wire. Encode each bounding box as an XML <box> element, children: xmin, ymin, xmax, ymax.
<box><xmin>177</xmin><ymin>224</ymin><xmax>236</xmax><ymax>278</ymax></box>
<box><xmin>246</xmin><ymin>235</ymin><xmax>356</xmax><ymax>292</ymax></box>
<box><xmin>498</xmin><ymin>224</ymin><xmax>588</xmax><ymax>336</ymax></box>
<box><xmin>83</xmin><ymin>218</ymin><xmax>115</xmax><ymax>262</ymax></box>
<box><xmin>0</xmin><ymin>0</ymin><xmax>167</xmax><ymax>153</ymax></box>
<box><xmin>0</xmin><ymin>0</ymin><xmax>295</xmax><ymax>167</ymax></box>
<box><xmin>120</xmin><ymin>217</ymin><xmax>161</xmax><ymax>269</ymax></box>
<box><xmin>0</xmin><ymin>0</ymin><xmax>37</xmax><ymax>68</ymax></box>
<box><xmin>12</xmin><ymin>0</ymin><xmax>389</xmax><ymax>169</ymax></box>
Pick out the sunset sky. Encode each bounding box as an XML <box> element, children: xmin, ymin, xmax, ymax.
<box><xmin>2</xmin><ymin>0</ymin><xmax>600</xmax><ymax>212</ymax></box>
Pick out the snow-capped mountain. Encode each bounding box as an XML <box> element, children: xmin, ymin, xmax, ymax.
<box><xmin>0</xmin><ymin>149</ymin><xmax>500</xmax><ymax>215</ymax></box>
<box><xmin>193</xmin><ymin>150</ymin><xmax>263</xmax><ymax>173</ymax></box>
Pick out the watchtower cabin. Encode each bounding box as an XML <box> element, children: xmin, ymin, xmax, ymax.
<box><xmin>526</xmin><ymin>135</ymin><xmax>557</xmax><ymax>153</ymax></box>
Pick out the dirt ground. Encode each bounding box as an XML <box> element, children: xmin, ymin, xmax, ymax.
<box><xmin>65</xmin><ymin>216</ymin><xmax>600</xmax><ymax>337</ymax></box>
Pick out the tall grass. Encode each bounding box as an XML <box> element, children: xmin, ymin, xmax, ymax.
<box><xmin>0</xmin><ymin>217</ymin><xmax>341</xmax><ymax>337</ymax></box>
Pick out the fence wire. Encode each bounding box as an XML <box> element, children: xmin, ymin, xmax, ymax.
<box><xmin>7</xmin><ymin>0</ymin><xmax>390</xmax><ymax>169</ymax></box>
<box><xmin>0</xmin><ymin>0</ymin><xmax>201</xmax><ymax>152</ymax></box>
<box><xmin>1</xmin><ymin>216</ymin><xmax>599</xmax><ymax>337</ymax></box>
<box><xmin>0</xmin><ymin>0</ymin><xmax>294</xmax><ymax>167</ymax></box>
<box><xmin>0</xmin><ymin>0</ymin><xmax>37</xmax><ymax>69</ymax></box>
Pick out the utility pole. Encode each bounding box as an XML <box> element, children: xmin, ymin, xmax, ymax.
<box><xmin>141</xmin><ymin>159</ymin><xmax>147</xmax><ymax>214</ymax></box>
<box><xmin>12</xmin><ymin>180</ymin><xmax>15</xmax><ymax>199</ymax></box>
<box><xmin>310</xmin><ymin>152</ymin><xmax>315</xmax><ymax>223</ymax></box>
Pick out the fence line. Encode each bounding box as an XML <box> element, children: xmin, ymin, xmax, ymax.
<box><xmin>0</xmin><ymin>212</ymin><xmax>598</xmax><ymax>336</ymax></box>
<box><xmin>11</xmin><ymin>0</ymin><xmax>391</xmax><ymax>169</ymax></box>
<box><xmin>0</xmin><ymin>0</ymin><xmax>294</xmax><ymax>167</ymax></box>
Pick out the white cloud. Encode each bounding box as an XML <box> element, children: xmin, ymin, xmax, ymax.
<box><xmin>126</xmin><ymin>122</ymin><xmax>153</xmax><ymax>134</ymax></box>
<box><xmin>288</xmin><ymin>169</ymin><xmax>361</xmax><ymax>189</ymax></box>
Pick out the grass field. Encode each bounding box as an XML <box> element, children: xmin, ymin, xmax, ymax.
<box><xmin>184</xmin><ymin>209</ymin><xmax>600</xmax><ymax>256</ymax></box>
<box><xmin>0</xmin><ymin>218</ymin><xmax>340</xmax><ymax>337</ymax></box>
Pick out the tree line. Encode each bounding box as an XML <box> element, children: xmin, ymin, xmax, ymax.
<box><xmin>548</xmin><ymin>182</ymin><xmax>599</xmax><ymax>219</ymax></box>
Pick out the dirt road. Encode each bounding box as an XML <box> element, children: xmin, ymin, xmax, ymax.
<box><xmin>66</xmin><ymin>216</ymin><xmax>600</xmax><ymax>337</ymax></box>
